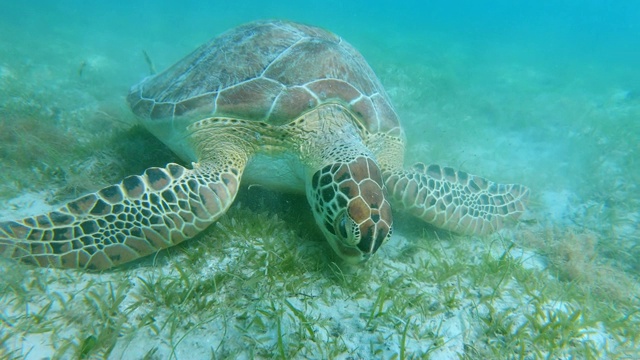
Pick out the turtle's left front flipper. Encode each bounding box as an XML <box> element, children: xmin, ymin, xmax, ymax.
<box><xmin>384</xmin><ymin>163</ymin><xmax>529</xmax><ymax>235</ymax></box>
<box><xmin>0</xmin><ymin>161</ymin><xmax>243</xmax><ymax>270</ymax></box>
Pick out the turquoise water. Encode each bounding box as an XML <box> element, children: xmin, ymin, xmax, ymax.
<box><xmin>3</xmin><ymin>1</ymin><xmax>638</xmax><ymax>90</ymax></box>
<box><xmin>1</xmin><ymin>1</ymin><xmax>640</xmax><ymax>358</ymax></box>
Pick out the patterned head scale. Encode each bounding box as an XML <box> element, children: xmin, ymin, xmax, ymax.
<box><xmin>310</xmin><ymin>156</ymin><xmax>393</xmax><ymax>262</ymax></box>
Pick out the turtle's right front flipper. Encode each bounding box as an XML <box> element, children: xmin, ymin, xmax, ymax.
<box><xmin>0</xmin><ymin>162</ymin><xmax>243</xmax><ymax>270</ymax></box>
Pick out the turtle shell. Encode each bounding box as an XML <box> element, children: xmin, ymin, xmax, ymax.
<box><xmin>127</xmin><ymin>20</ymin><xmax>401</xmax><ymax>136</ymax></box>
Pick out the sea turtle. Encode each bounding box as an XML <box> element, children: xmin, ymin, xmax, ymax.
<box><xmin>0</xmin><ymin>20</ymin><xmax>528</xmax><ymax>270</ymax></box>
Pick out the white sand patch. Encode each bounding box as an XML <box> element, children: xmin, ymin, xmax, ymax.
<box><xmin>510</xmin><ymin>246</ymin><xmax>547</xmax><ymax>272</ymax></box>
<box><xmin>0</xmin><ymin>64</ymin><xmax>15</xmax><ymax>82</ymax></box>
<box><xmin>0</xmin><ymin>191</ymin><xmax>57</xmax><ymax>221</ymax></box>
<box><xmin>540</xmin><ymin>190</ymin><xmax>575</xmax><ymax>226</ymax></box>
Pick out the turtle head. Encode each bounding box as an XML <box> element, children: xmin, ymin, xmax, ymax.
<box><xmin>308</xmin><ymin>156</ymin><xmax>393</xmax><ymax>263</ymax></box>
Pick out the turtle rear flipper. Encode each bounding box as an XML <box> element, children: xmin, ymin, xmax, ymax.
<box><xmin>0</xmin><ymin>162</ymin><xmax>243</xmax><ymax>270</ymax></box>
<box><xmin>384</xmin><ymin>163</ymin><xmax>529</xmax><ymax>235</ymax></box>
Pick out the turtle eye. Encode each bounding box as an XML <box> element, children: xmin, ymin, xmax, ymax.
<box><xmin>334</xmin><ymin>212</ymin><xmax>360</xmax><ymax>246</ymax></box>
<box><xmin>336</xmin><ymin>214</ymin><xmax>349</xmax><ymax>239</ymax></box>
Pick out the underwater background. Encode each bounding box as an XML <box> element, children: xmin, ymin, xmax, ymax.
<box><xmin>1</xmin><ymin>0</ymin><xmax>639</xmax><ymax>359</ymax></box>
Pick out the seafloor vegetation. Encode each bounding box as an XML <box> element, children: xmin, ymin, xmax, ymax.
<box><xmin>1</xmin><ymin>31</ymin><xmax>639</xmax><ymax>359</ymax></box>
